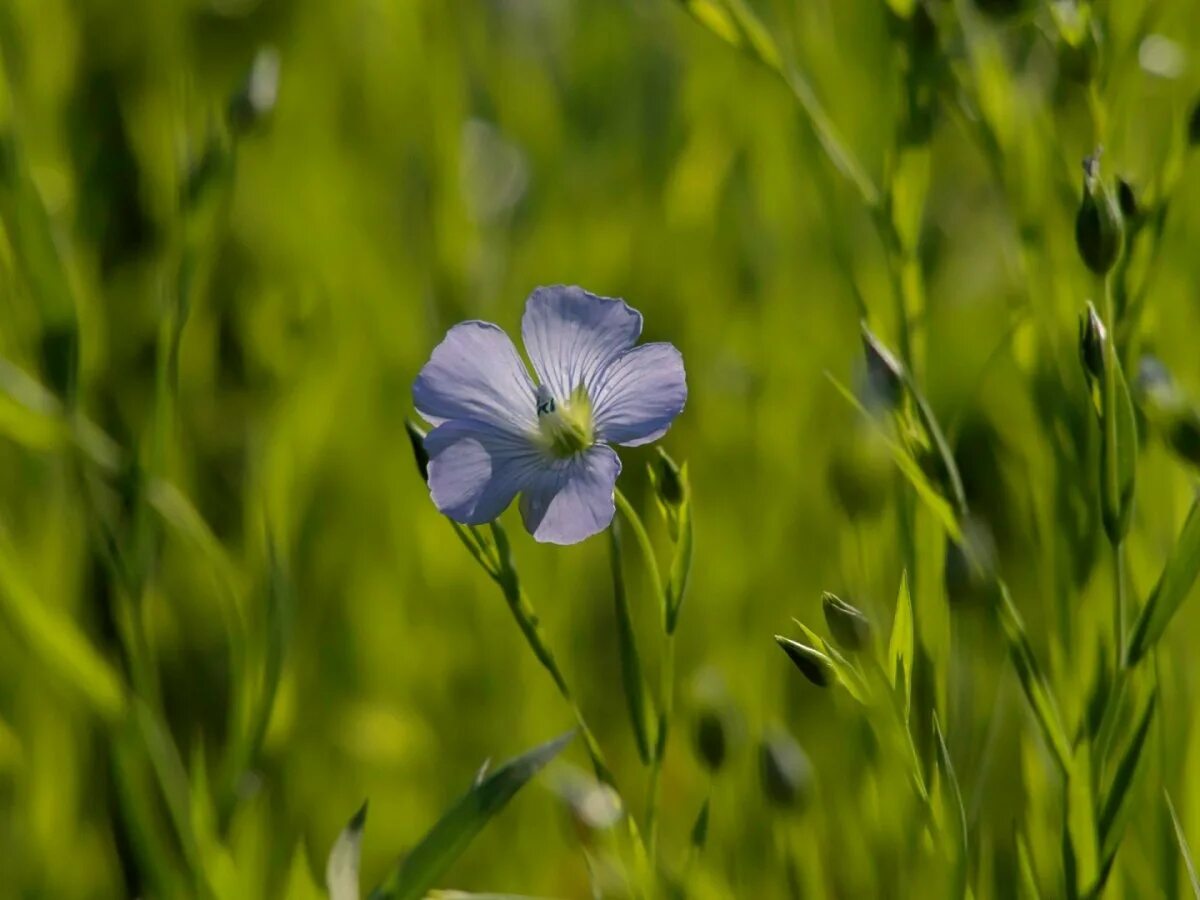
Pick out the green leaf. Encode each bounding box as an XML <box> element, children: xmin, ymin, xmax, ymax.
<box><xmin>1065</xmin><ymin>741</ymin><xmax>1099</xmax><ymax>898</ymax></box>
<box><xmin>995</xmin><ymin>582</ymin><xmax>1071</xmax><ymax>773</ymax></box>
<box><xmin>902</xmin><ymin>371</ymin><xmax>968</xmax><ymax>519</ymax></box>
<box><xmin>1016</xmin><ymin>828</ymin><xmax>1044</xmax><ymax>900</ymax></box>
<box><xmin>607</xmin><ymin>522</ymin><xmax>654</xmax><ymax>765</ymax></box>
<box><xmin>327</xmin><ymin>802</ymin><xmax>368</xmax><ymax>900</ymax></box>
<box><xmin>370</xmin><ymin>731</ymin><xmax>573</xmax><ymax>900</ymax></box>
<box><xmin>0</xmin><ymin>527</ymin><xmax>126</xmax><ymax>722</ymax></box>
<box><xmin>825</xmin><ymin>372</ymin><xmax>962</xmax><ymax>541</ymax></box>
<box><xmin>1166</xmin><ymin>790</ymin><xmax>1200</xmax><ymax>899</ymax></box>
<box><xmin>666</xmin><ymin>482</ymin><xmax>694</xmax><ymax>634</ymax></box>
<box><xmin>932</xmin><ymin>713</ymin><xmax>968</xmax><ymax>900</ymax></box>
<box><xmin>1126</xmin><ymin>495</ymin><xmax>1200</xmax><ymax>666</ymax></box>
<box><xmin>1098</xmin><ymin>691</ymin><xmax>1157</xmax><ymax>866</ymax></box>
<box><xmin>888</xmin><ymin>571</ymin><xmax>914</xmax><ymax>719</ymax></box>
<box><xmin>1100</xmin><ymin>352</ymin><xmax>1138</xmax><ymax>545</ymax></box>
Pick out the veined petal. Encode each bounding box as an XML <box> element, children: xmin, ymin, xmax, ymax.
<box><xmin>592</xmin><ymin>343</ymin><xmax>687</xmax><ymax>446</ymax></box>
<box><xmin>519</xmin><ymin>445</ymin><xmax>621</xmax><ymax>544</ymax></box>
<box><xmin>414</xmin><ymin>321</ymin><xmax>537</xmax><ymax>432</ymax></box>
<box><xmin>426</xmin><ymin>419</ymin><xmax>544</xmax><ymax>525</ymax></box>
<box><xmin>521</xmin><ymin>286</ymin><xmax>642</xmax><ymax>401</ymax></box>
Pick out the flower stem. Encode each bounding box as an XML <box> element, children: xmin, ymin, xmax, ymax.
<box><xmin>481</xmin><ymin>523</ymin><xmax>616</xmax><ymax>788</ymax></box>
<box><xmin>614</xmin><ymin>489</ymin><xmax>668</xmax><ymax>627</ymax></box>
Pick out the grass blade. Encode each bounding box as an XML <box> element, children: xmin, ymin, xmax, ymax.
<box><xmin>370</xmin><ymin>731</ymin><xmax>573</xmax><ymax>900</ymax></box>
<box><xmin>1064</xmin><ymin>740</ymin><xmax>1098</xmax><ymax>898</ymax></box>
<box><xmin>933</xmin><ymin>713</ymin><xmax>968</xmax><ymax>900</ymax></box>
<box><xmin>1098</xmin><ymin>691</ymin><xmax>1157</xmax><ymax>866</ymax></box>
<box><xmin>888</xmin><ymin>571</ymin><xmax>914</xmax><ymax>719</ymax></box>
<box><xmin>995</xmin><ymin>582</ymin><xmax>1071</xmax><ymax>773</ymax></box>
<box><xmin>608</xmin><ymin>521</ymin><xmax>654</xmax><ymax>764</ymax></box>
<box><xmin>1166</xmin><ymin>790</ymin><xmax>1200</xmax><ymax>899</ymax></box>
<box><xmin>1100</xmin><ymin>350</ymin><xmax>1138</xmax><ymax>544</ymax></box>
<box><xmin>1126</xmin><ymin>495</ymin><xmax>1200</xmax><ymax>666</ymax></box>
<box><xmin>826</xmin><ymin>372</ymin><xmax>962</xmax><ymax>541</ymax></box>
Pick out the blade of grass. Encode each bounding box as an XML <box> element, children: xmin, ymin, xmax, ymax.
<box><xmin>1126</xmin><ymin>494</ymin><xmax>1200</xmax><ymax>666</ymax></box>
<box><xmin>994</xmin><ymin>582</ymin><xmax>1071</xmax><ymax>773</ymax></box>
<box><xmin>1166</xmin><ymin>790</ymin><xmax>1200</xmax><ymax>899</ymax></box>
<box><xmin>933</xmin><ymin>713</ymin><xmax>968</xmax><ymax>900</ymax></box>
<box><xmin>369</xmin><ymin>731</ymin><xmax>573</xmax><ymax>900</ymax></box>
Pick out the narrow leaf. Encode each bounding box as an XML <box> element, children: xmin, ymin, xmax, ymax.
<box><xmin>690</xmin><ymin>795</ymin><xmax>711</xmax><ymax>851</ymax></box>
<box><xmin>902</xmin><ymin>371</ymin><xmax>968</xmax><ymax>518</ymax></box>
<box><xmin>826</xmin><ymin>372</ymin><xmax>962</xmax><ymax>540</ymax></box>
<box><xmin>327</xmin><ymin>802</ymin><xmax>369</xmax><ymax>900</ymax></box>
<box><xmin>1166</xmin><ymin>790</ymin><xmax>1200</xmax><ymax>899</ymax></box>
<box><xmin>1098</xmin><ymin>692</ymin><xmax>1157</xmax><ymax>865</ymax></box>
<box><xmin>608</xmin><ymin>522</ymin><xmax>654</xmax><ymax>764</ymax></box>
<box><xmin>995</xmin><ymin>583</ymin><xmax>1071</xmax><ymax>772</ymax></box>
<box><xmin>888</xmin><ymin>571</ymin><xmax>914</xmax><ymax>719</ymax></box>
<box><xmin>1016</xmin><ymin>828</ymin><xmax>1044</xmax><ymax>900</ymax></box>
<box><xmin>666</xmin><ymin>490</ymin><xmax>694</xmax><ymax>634</ymax></box>
<box><xmin>370</xmin><ymin>731</ymin><xmax>573</xmax><ymax>900</ymax></box>
<box><xmin>933</xmin><ymin>713</ymin><xmax>968</xmax><ymax>900</ymax></box>
<box><xmin>1127</xmin><ymin>494</ymin><xmax>1200</xmax><ymax>665</ymax></box>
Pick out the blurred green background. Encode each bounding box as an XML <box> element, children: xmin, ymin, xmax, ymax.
<box><xmin>4</xmin><ymin>0</ymin><xmax>1200</xmax><ymax>896</ymax></box>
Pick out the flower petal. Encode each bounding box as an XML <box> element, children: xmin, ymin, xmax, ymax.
<box><xmin>413</xmin><ymin>321</ymin><xmax>537</xmax><ymax>432</ymax></box>
<box><xmin>425</xmin><ymin>419</ymin><xmax>544</xmax><ymax>525</ymax></box>
<box><xmin>521</xmin><ymin>286</ymin><xmax>642</xmax><ymax>401</ymax></box>
<box><xmin>519</xmin><ymin>445</ymin><xmax>621</xmax><ymax>545</ymax></box>
<box><xmin>592</xmin><ymin>343</ymin><xmax>687</xmax><ymax>446</ymax></box>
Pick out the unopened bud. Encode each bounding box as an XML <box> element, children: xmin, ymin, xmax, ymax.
<box><xmin>1189</xmin><ymin>97</ymin><xmax>1200</xmax><ymax>147</ymax></box>
<box><xmin>759</xmin><ymin>728</ymin><xmax>812</xmax><ymax>811</ymax></box>
<box><xmin>653</xmin><ymin>447</ymin><xmax>685</xmax><ymax>507</ymax></box>
<box><xmin>406</xmin><ymin>419</ymin><xmax>430</xmax><ymax>483</ymax></box>
<box><xmin>1078</xmin><ymin>301</ymin><xmax>1107</xmax><ymax>382</ymax></box>
<box><xmin>861</xmin><ymin>324</ymin><xmax>904</xmax><ymax>410</ymax></box>
<box><xmin>821</xmin><ymin>592</ymin><xmax>870</xmax><ymax>652</ymax></box>
<box><xmin>775</xmin><ymin>636</ymin><xmax>833</xmax><ymax>687</ymax></box>
<box><xmin>1075</xmin><ymin>153</ymin><xmax>1124</xmax><ymax>275</ymax></box>
<box><xmin>693</xmin><ymin>709</ymin><xmax>728</xmax><ymax>773</ymax></box>
<box><xmin>1116</xmin><ymin>178</ymin><xmax>1139</xmax><ymax>222</ymax></box>
<box><xmin>228</xmin><ymin>47</ymin><xmax>280</xmax><ymax>135</ymax></box>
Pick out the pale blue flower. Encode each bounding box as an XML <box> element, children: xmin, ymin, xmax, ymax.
<box><xmin>413</xmin><ymin>286</ymin><xmax>687</xmax><ymax>544</ymax></box>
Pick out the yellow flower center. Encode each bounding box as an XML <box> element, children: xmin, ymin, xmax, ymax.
<box><xmin>536</xmin><ymin>384</ymin><xmax>594</xmax><ymax>457</ymax></box>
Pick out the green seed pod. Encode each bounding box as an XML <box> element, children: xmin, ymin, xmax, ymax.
<box><xmin>861</xmin><ymin>324</ymin><xmax>904</xmax><ymax>411</ymax></box>
<box><xmin>406</xmin><ymin>419</ymin><xmax>430</xmax><ymax>483</ymax></box>
<box><xmin>821</xmin><ymin>592</ymin><xmax>871</xmax><ymax>653</ymax></box>
<box><xmin>759</xmin><ymin>728</ymin><xmax>812</xmax><ymax>811</ymax></box>
<box><xmin>654</xmin><ymin>447</ymin><xmax>685</xmax><ymax>507</ymax></box>
<box><xmin>1078</xmin><ymin>301</ymin><xmax>1107</xmax><ymax>382</ymax></box>
<box><xmin>1075</xmin><ymin>155</ymin><xmax>1124</xmax><ymax>275</ymax></box>
<box><xmin>775</xmin><ymin>636</ymin><xmax>833</xmax><ymax>688</ymax></box>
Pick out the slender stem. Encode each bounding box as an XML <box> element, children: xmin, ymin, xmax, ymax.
<box><xmin>645</xmin><ymin>632</ymin><xmax>675</xmax><ymax>861</ymax></box>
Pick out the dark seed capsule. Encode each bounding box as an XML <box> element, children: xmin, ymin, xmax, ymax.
<box><xmin>1075</xmin><ymin>154</ymin><xmax>1124</xmax><ymax>275</ymax></box>
<box><xmin>1116</xmin><ymin>178</ymin><xmax>1139</xmax><ymax>222</ymax></box>
<box><xmin>775</xmin><ymin>636</ymin><xmax>833</xmax><ymax>688</ymax></box>
<box><xmin>654</xmin><ymin>447</ymin><xmax>685</xmax><ymax>507</ymax></box>
<box><xmin>861</xmin><ymin>324</ymin><xmax>904</xmax><ymax>411</ymax></box>
<box><xmin>1188</xmin><ymin>97</ymin><xmax>1200</xmax><ymax>147</ymax></box>
<box><xmin>759</xmin><ymin>728</ymin><xmax>812</xmax><ymax>811</ymax></box>
<box><xmin>693</xmin><ymin>708</ymin><xmax>728</xmax><ymax>773</ymax></box>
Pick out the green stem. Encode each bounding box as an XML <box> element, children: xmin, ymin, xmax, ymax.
<box><xmin>1113</xmin><ymin>540</ymin><xmax>1127</xmax><ymax>668</ymax></box>
<box><xmin>484</xmin><ymin>524</ymin><xmax>616</xmax><ymax>789</ymax></box>
<box><xmin>645</xmin><ymin>632</ymin><xmax>675</xmax><ymax>862</ymax></box>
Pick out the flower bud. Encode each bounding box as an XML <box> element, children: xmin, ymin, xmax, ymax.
<box><xmin>861</xmin><ymin>324</ymin><xmax>904</xmax><ymax>411</ymax></box>
<box><xmin>775</xmin><ymin>636</ymin><xmax>833</xmax><ymax>687</ymax></box>
<box><xmin>693</xmin><ymin>708</ymin><xmax>728</xmax><ymax>773</ymax></box>
<box><xmin>228</xmin><ymin>47</ymin><xmax>280</xmax><ymax>136</ymax></box>
<box><xmin>1189</xmin><ymin>97</ymin><xmax>1200</xmax><ymax>147</ymax></box>
<box><xmin>653</xmin><ymin>447</ymin><xmax>685</xmax><ymax>507</ymax></box>
<box><xmin>1075</xmin><ymin>154</ymin><xmax>1124</xmax><ymax>275</ymax></box>
<box><xmin>406</xmin><ymin>419</ymin><xmax>430</xmax><ymax>483</ymax></box>
<box><xmin>1078</xmin><ymin>301</ymin><xmax>1107</xmax><ymax>382</ymax></box>
<box><xmin>759</xmin><ymin>728</ymin><xmax>812</xmax><ymax>811</ymax></box>
<box><xmin>821</xmin><ymin>592</ymin><xmax>870</xmax><ymax>652</ymax></box>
